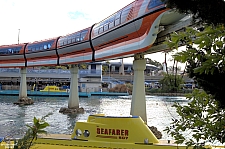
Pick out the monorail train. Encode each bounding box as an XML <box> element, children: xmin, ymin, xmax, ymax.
<box><xmin>0</xmin><ymin>0</ymin><xmax>185</xmax><ymax>68</ymax></box>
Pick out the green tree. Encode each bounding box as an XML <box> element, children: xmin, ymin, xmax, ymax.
<box><xmin>79</xmin><ymin>63</ymin><xmax>88</xmax><ymax>69</ymax></box>
<box><xmin>165</xmin><ymin>89</ymin><xmax>225</xmax><ymax>147</ymax></box>
<box><xmin>145</xmin><ymin>58</ymin><xmax>163</xmax><ymax>68</ymax></box>
<box><xmin>159</xmin><ymin>73</ymin><xmax>184</xmax><ymax>92</ymax></box>
<box><xmin>55</xmin><ymin>65</ymin><xmax>67</xmax><ymax>69</ymax></box>
<box><xmin>40</xmin><ymin>65</ymin><xmax>67</xmax><ymax>69</ymax></box>
<box><xmin>161</xmin><ymin>0</ymin><xmax>225</xmax><ymax>25</ymax></box>
<box><xmin>102</xmin><ymin>65</ymin><xmax>109</xmax><ymax>75</ymax></box>
<box><xmin>161</xmin><ymin>0</ymin><xmax>225</xmax><ymax>147</ymax></box>
<box><xmin>165</xmin><ymin>25</ymin><xmax>225</xmax><ymax>108</ymax></box>
<box><xmin>164</xmin><ymin>25</ymin><xmax>225</xmax><ymax>148</ymax></box>
<box><xmin>102</xmin><ymin>61</ymin><xmax>110</xmax><ymax>75</ymax></box>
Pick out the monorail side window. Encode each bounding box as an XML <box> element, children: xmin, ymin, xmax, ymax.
<box><xmin>80</xmin><ymin>30</ymin><xmax>88</xmax><ymax>41</ymax></box>
<box><xmin>68</xmin><ymin>38</ymin><xmax>71</xmax><ymax>44</ymax></box>
<box><xmin>13</xmin><ymin>49</ymin><xmax>16</xmax><ymax>53</ymax></box>
<box><xmin>48</xmin><ymin>40</ymin><xmax>54</xmax><ymax>48</ymax></box>
<box><xmin>14</xmin><ymin>47</ymin><xmax>22</xmax><ymax>53</ymax></box>
<box><xmin>115</xmin><ymin>11</ymin><xmax>121</xmax><ymax>26</ymax></box>
<box><xmin>148</xmin><ymin>0</ymin><xmax>164</xmax><ymax>10</ymax></box>
<box><xmin>76</xmin><ymin>32</ymin><xmax>81</xmax><ymax>42</ymax></box>
<box><xmin>59</xmin><ymin>40</ymin><xmax>63</xmax><ymax>46</ymax></box>
<box><xmin>109</xmin><ymin>15</ymin><xmax>115</xmax><ymax>29</ymax></box>
<box><xmin>104</xmin><ymin>24</ymin><xmax>109</xmax><ymax>31</ymax></box>
<box><xmin>103</xmin><ymin>20</ymin><xmax>109</xmax><ymax>31</ymax></box>
<box><xmin>93</xmin><ymin>24</ymin><xmax>100</xmax><ymax>36</ymax></box>
<box><xmin>98</xmin><ymin>27</ymin><xmax>103</xmax><ymax>34</ymax></box>
<box><xmin>121</xmin><ymin>5</ymin><xmax>132</xmax><ymax>23</ymax></box>
<box><xmin>0</xmin><ymin>48</ymin><xmax>8</xmax><ymax>54</ymax></box>
<box><xmin>72</xmin><ymin>38</ymin><xmax>76</xmax><ymax>42</ymax></box>
<box><xmin>0</xmin><ymin>49</ymin><xmax>6</xmax><ymax>54</ymax></box>
<box><xmin>13</xmin><ymin>48</ymin><xmax>16</xmax><ymax>53</ymax></box>
<box><xmin>72</xmin><ymin>34</ymin><xmax>76</xmax><ymax>42</ymax></box>
<box><xmin>0</xmin><ymin>49</ymin><xmax>3</xmax><ymax>54</ymax></box>
<box><xmin>47</xmin><ymin>43</ymin><xmax>51</xmax><ymax>49</ymax></box>
<box><xmin>64</xmin><ymin>39</ymin><xmax>67</xmax><ymax>45</ymax></box>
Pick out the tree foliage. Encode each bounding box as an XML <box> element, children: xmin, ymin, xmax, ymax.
<box><xmin>164</xmin><ymin>25</ymin><xmax>225</xmax><ymax>148</ymax></box>
<box><xmin>161</xmin><ymin>0</ymin><xmax>225</xmax><ymax>25</ymax></box>
<box><xmin>161</xmin><ymin>0</ymin><xmax>225</xmax><ymax>147</ymax></box>
<box><xmin>145</xmin><ymin>58</ymin><xmax>162</xmax><ymax>68</ymax></box>
<box><xmin>159</xmin><ymin>73</ymin><xmax>184</xmax><ymax>92</ymax></box>
<box><xmin>102</xmin><ymin>61</ymin><xmax>110</xmax><ymax>75</ymax></box>
<box><xmin>78</xmin><ymin>63</ymin><xmax>88</xmax><ymax>69</ymax></box>
<box><xmin>165</xmin><ymin>89</ymin><xmax>225</xmax><ymax>147</ymax></box>
<box><xmin>165</xmin><ymin>25</ymin><xmax>225</xmax><ymax>108</ymax></box>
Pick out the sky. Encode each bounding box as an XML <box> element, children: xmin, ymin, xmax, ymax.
<box><xmin>0</xmin><ymin>0</ymin><xmax>183</xmax><ymax>69</ymax></box>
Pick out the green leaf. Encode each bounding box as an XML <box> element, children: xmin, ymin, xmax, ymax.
<box><xmin>194</xmin><ymin>38</ymin><xmax>203</xmax><ymax>44</ymax></box>
<box><xmin>38</xmin><ymin>122</ymin><xmax>50</xmax><ymax>129</ymax></box>
<box><xmin>33</xmin><ymin>117</ymin><xmax>38</xmax><ymax>124</ymax></box>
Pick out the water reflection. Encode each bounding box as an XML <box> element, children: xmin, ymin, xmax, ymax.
<box><xmin>0</xmin><ymin>95</ymin><xmax>189</xmax><ymax>139</ymax></box>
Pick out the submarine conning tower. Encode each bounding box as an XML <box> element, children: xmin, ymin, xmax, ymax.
<box><xmin>71</xmin><ymin>114</ymin><xmax>159</xmax><ymax>144</ymax></box>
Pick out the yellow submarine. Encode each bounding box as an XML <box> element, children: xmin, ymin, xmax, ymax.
<box><xmin>40</xmin><ymin>85</ymin><xmax>68</xmax><ymax>92</ymax></box>
<box><xmin>1</xmin><ymin>114</ymin><xmax>224</xmax><ymax>149</ymax></box>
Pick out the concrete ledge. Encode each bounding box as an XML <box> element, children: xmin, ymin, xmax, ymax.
<box><xmin>0</xmin><ymin>90</ymin><xmax>129</xmax><ymax>97</ymax></box>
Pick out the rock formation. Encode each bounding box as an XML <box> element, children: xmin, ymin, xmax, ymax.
<box><xmin>14</xmin><ymin>97</ymin><xmax>34</xmax><ymax>106</ymax></box>
<box><xmin>59</xmin><ymin>107</ymin><xmax>84</xmax><ymax>114</ymax></box>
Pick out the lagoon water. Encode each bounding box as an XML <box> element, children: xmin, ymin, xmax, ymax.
<box><xmin>0</xmin><ymin>95</ymin><xmax>189</xmax><ymax>139</ymax></box>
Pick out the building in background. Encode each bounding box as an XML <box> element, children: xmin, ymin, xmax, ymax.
<box><xmin>102</xmin><ymin>61</ymin><xmax>159</xmax><ymax>76</ymax></box>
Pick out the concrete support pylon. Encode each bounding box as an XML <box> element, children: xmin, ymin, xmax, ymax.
<box><xmin>119</xmin><ymin>58</ymin><xmax>125</xmax><ymax>75</ymax></box>
<box><xmin>68</xmin><ymin>64</ymin><xmax>79</xmax><ymax>109</ymax></box>
<box><xmin>19</xmin><ymin>67</ymin><xmax>27</xmax><ymax>98</ymax></box>
<box><xmin>130</xmin><ymin>53</ymin><xmax>147</xmax><ymax>123</ymax></box>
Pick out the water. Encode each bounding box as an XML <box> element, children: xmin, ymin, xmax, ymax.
<box><xmin>0</xmin><ymin>95</ymin><xmax>189</xmax><ymax>139</ymax></box>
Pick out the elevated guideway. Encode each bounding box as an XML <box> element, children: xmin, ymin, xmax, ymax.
<box><xmin>144</xmin><ymin>16</ymin><xmax>194</xmax><ymax>54</ymax></box>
